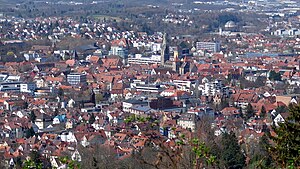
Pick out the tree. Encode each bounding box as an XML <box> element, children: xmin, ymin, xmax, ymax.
<box><xmin>132</xmin><ymin>135</ymin><xmax>192</xmax><ymax>169</ymax></box>
<box><xmin>25</xmin><ymin>127</ymin><xmax>35</xmax><ymax>138</ymax></box>
<box><xmin>29</xmin><ymin>111</ymin><xmax>37</xmax><ymax>123</ymax></box>
<box><xmin>191</xmin><ymin>138</ymin><xmax>217</xmax><ymax>168</ymax></box>
<box><xmin>54</xmin><ymin>109</ymin><xmax>59</xmax><ymax>117</ymax></box>
<box><xmin>268</xmin><ymin>103</ymin><xmax>300</xmax><ymax>168</ymax></box>
<box><xmin>260</xmin><ymin>106</ymin><xmax>266</xmax><ymax>118</ymax></box>
<box><xmin>23</xmin><ymin>150</ymin><xmax>44</xmax><ymax>169</ymax></box>
<box><xmin>79</xmin><ymin>144</ymin><xmax>138</xmax><ymax>169</ymax></box>
<box><xmin>248</xmin><ymin>135</ymin><xmax>274</xmax><ymax>168</ymax></box>
<box><xmin>269</xmin><ymin>70</ymin><xmax>281</xmax><ymax>81</ymax></box>
<box><xmin>58</xmin><ymin>88</ymin><xmax>64</xmax><ymax>97</ymax></box>
<box><xmin>15</xmin><ymin>157</ymin><xmax>22</xmax><ymax>169</ymax></box>
<box><xmin>220</xmin><ymin>132</ymin><xmax>245</xmax><ymax>169</ymax></box>
<box><xmin>275</xmin><ymin>105</ymin><xmax>288</xmax><ymax>114</ymax></box>
<box><xmin>95</xmin><ymin>93</ymin><xmax>104</xmax><ymax>104</ymax></box>
<box><xmin>6</xmin><ymin>51</ymin><xmax>14</xmax><ymax>56</ymax></box>
<box><xmin>244</xmin><ymin>103</ymin><xmax>255</xmax><ymax>121</ymax></box>
<box><xmin>59</xmin><ymin>156</ymin><xmax>80</xmax><ymax>169</ymax></box>
<box><xmin>88</xmin><ymin>113</ymin><xmax>95</xmax><ymax>124</ymax></box>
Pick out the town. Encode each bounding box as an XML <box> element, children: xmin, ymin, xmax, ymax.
<box><xmin>0</xmin><ymin>0</ymin><xmax>299</xmax><ymax>168</ymax></box>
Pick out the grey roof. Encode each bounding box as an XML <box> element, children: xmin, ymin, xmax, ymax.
<box><xmin>130</xmin><ymin>105</ymin><xmax>152</xmax><ymax>112</ymax></box>
<box><xmin>123</xmin><ymin>99</ymin><xmax>146</xmax><ymax>105</ymax></box>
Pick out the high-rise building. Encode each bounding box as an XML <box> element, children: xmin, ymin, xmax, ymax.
<box><xmin>161</xmin><ymin>33</ymin><xmax>170</xmax><ymax>66</ymax></box>
<box><xmin>67</xmin><ymin>73</ymin><xmax>87</xmax><ymax>86</ymax></box>
<box><xmin>196</xmin><ymin>41</ymin><xmax>220</xmax><ymax>53</ymax></box>
<box><xmin>109</xmin><ymin>46</ymin><xmax>128</xmax><ymax>65</ymax></box>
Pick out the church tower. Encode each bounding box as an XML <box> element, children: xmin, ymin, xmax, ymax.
<box><xmin>161</xmin><ymin>33</ymin><xmax>170</xmax><ymax>66</ymax></box>
<box><xmin>172</xmin><ymin>49</ymin><xmax>180</xmax><ymax>72</ymax></box>
<box><xmin>73</xmin><ymin>50</ymin><xmax>79</xmax><ymax>60</ymax></box>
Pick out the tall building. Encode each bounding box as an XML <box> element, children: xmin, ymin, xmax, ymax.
<box><xmin>109</xmin><ymin>46</ymin><xmax>128</xmax><ymax>64</ymax></box>
<box><xmin>67</xmin><ymin>73</ymin><xmax>87</xmax><ymax>86</ymax></box>
<box><xmin>161</xmin><ymin>33</ymin><xmax>170</xmax><ymax>66</ymax></box>
<box><xmin>196</xmin><ymin>41</ymin><xmax>220</xmax><ymax>53</ymax></box>
<box><xmin>109</xmin><ymin>38</ymin><xmax>129</xmax><ymax>65</ymax></box>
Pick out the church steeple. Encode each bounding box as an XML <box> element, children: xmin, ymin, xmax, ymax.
<box><xmin>172</xmin><ymin>49</ymin><xmax>180</xmax><ymax>72</ymax></box>
<box><xmin>73</xmin><ymin>50</ymin><xmax>79</xmax><ymax>60</ymax></box>
<box><xmin>161</xmin><ymin>33</ymin><xmax>170</xmax><ymax>66</ymax></box>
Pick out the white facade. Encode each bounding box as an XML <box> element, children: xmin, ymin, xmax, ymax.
<box><xmin>35</xmin><ymin>79</ymin><xmax>45</xmax><ymax>88</ymax></box>
<box><xmin>172</xmin><ymin>79</ymin><xmax>197</xmax><ymax>92</ymax></box>
<box><xmin>199</xmin><ymin>80</ymin><xmax>229</xmax><ymax>97</ymax></box>
<box><xmin>20</xmin><ymin>83</ymin><xmax>36</xmax><ymax>93</ymax></box>
<box><xmin>177</xmin><ymin>113</ymin><xmax>196</xmax><ymax>132</ymax></box>
<box><xmin>273</xmin><ymin>114</ymin><xmax>285</xmax><ymax>127</ymax></box>
<box><xmin>128</xmin><ymin>54</ymin><xmax>161</xmax><ymax>65</ymax></box>
<box><xmin>196</xmin><ymin>41</ymin><xmax>220</xmax><ymax>52</ymax></box>
<box><xmin>67</xmin><ymin>73</ymin><xmax>87</xmax><ymax>86</ymax></box>
<box><xmin>60</xmin><ymin>131</ymin><xmax>77</xmax><ymax>143</ymax></box>
<box><xmin>272</xmin><ymin>28</ymin><xmax>300</xmax><ymax>37</ymax></box>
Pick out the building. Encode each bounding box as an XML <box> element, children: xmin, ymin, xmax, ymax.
<box><xmin>128</xmin><ymin>54</ymin><xmax>161</xmax><ymax>65</ymax></box>
<box><xmin>109</xmin><ymin>46</ymin><xmax>128</xmax><ymax>64</ymax></box>
<box><xmin>67</xmin><ymin>73</ymin><xmax>87</xmax><ymax>86</ymax></box>
<box><xmin>0</xmin><ymin>82</ymin><xmax>20</xmax><ymax>91</ymax></box>
<box><xmin>177</xmin><ymin>113</ymin><xmax>196</xmax><ymax>132</ymax></box>
<box><xmin>199</xmin><ymin>79</ymin><xmax>229</xmax><ymax>97</ymax></box>
<box><xmin>35</xmin><ymin>113</ymin><xmax>53</xmax><ymax>130</ymax></box>
<box><xmin>122</xmin><ymin>99</ymin><xmax>148</xmax><ymax>113</ymax></box>
<box><xmin>172</xmin><ymin>78</ymin><xmax>198</xmax><ymax>92</ymax></box>
<box><xmin>272</xmin><ymin>28</ymin><xmax>300</xmax><ymax>37</ymax></box>
<box><xmin>20</xmin><ymin>83</ymin><xmax>36</xmax><ymax>93</ymax></box>
<box><xmin>161</xmin><ymin>33</ymin><xmax>170</xmax><ymax>66</ymax></box>
<box><xmin>128</xmin><ymin>105</ymin><xmax>153</xmax><ymax>117</ymax></box>
<box><xmin>196</xmin><ymin>41</ymin><xmax>220</xmax><ymax>53</ymax></box>
<box><xmin>109</xmin><ymin>39</ymin><xmax>129</xmax><ymax>65</ymax></box>
<box><xmin>135</xmin><ymin>84</ymin><xmax>163</xmax><ymax>93</ymax></box>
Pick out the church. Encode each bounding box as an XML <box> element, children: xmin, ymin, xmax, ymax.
<box><xmin>160</xmin><ymin>33</ymin><xmax>197</xmax><ymax>75</ymax></box>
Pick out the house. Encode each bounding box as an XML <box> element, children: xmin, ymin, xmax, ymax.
<box><xmin>65</xmin><ymin>119</ymin><xmax>75</xmax><ymax>129</ymax></box>
<box><xmin>177</xmin><ymin>113</ymin><xmax>196</xmax><ymax>132</ymax></box>
<box><xmin>232</xmin><ymin>91</ymin><xmax>259</xmax><ymax>109</ymax></box>
<box><xmin>101</xmin><ymin>58</ymin><xmax>123</xmax><ymax>69</ymax></box>
<box><xmin>107</xmin><ymin>112</ymin><xmax>121</xmax><ymax>124</ymax></box>
<box><xmin>273</xmin><ymin>112</ymin><xmax>289</xmax><ymax>126</ymax></box>
<box><xmin>110</xmin><ymin>82</ymin><xmax>124</xmax><ymax>101</ymax></box>
<box><xmin>53</xmin><ymin>114</ymin><xmax>66</xmax><ymax>124</ymax></box>
<box><xmin>71</xmin><ymin>149</ymin><xmax>82</xmax><ymax>162</ymax></box>
<box><xmin>221</xmin><ymin>107</ymin><xmax>240</xmax><ymax>119</ymax></box>
<box><xmin>35</xmin><ymin>113</ymin><xmax>53</xmax><ymax>130</ymax></box>
<box><xmin>59</xmin><ymin>131</ymin><xmax>77</xmax><ymax>143</ymax></box>
<box><xmin>128</xmin><ymin>105</ymin><xmax>153</xmax><ymax>117</ymax></box>
<box><xmin>187</xmin><ymin>106</ymin><xmax>215</xmax><ymax>118</ymax></box>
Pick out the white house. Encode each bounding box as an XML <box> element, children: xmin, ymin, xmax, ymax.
<box><xmin>273</xmin><ymin>113</ymin><xmax>286</xmax><ymax>126</ymax></box>
<box><xmin>177</xmin><ymin>113</ymin><xmax>196</xmax><ymax>132</ymax></box>
<box><xmin>71</xmin><ymin>149</ymin><xmax>82</xmax><ymax>162</ymax></box>
<box><xmin>59</xmin><ymin>131</ymin><xmax>77</xmax><ymax>143</ymax></box>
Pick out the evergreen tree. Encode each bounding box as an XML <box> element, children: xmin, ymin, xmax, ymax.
<box><xmin>29</xmin><ymin>111</ymin><xmax>36</xmax><ymax>123</ymax></box>
<box><xmin>248</xmin><ymin>135</ymin><xmax>274</xmax><ymax>168</ymax></box>
<box><xmin>95</xmin><ymin>93</ymin><xmax>104</xmax><ymax>104</ymax></box>
<box><xmin>25</xmin><ymin>127</ymin><xmax>35</xmax><ymax>138</ymax></box>
<box><xmin>260</xmin><ymin>106</ymin><xmax>266</xmax><ymax>118</ymax></box>
<box><xmin>89</xmin><ymin>113</ymin><xmax>96</xmax><ymax>124</ymax></box>
<box><xmin>220</xmin><ymin>132</ymin><xmax>245</xmax><ymax>169</ymax></box>
<box><xmin>53</xmin><ymin>109</ymin><xmax>59</xmax><ymax>117</ymax></box>
<box><xmin>269</xmin><ymin>70</ymin><xmax>281</xmax><ymax>81</ymax></box>
<box><xmin>269</xmin><ymin>104</ymin><xmax>300</xmax><ymax>168</ymax></box>
<box><xmin>58</xmin><ymin>88</ymin><xmax>64</xmax><ymax>97</ymax></box>
<box><xmin>244</xmin><ymin>103</ymin><xmax>255</xmax><ymax>121</ymax></box>
<box><xmin>275</xmin><ymin>105</ymin><xmax>288</xmax><ymax>114</ymax></box>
